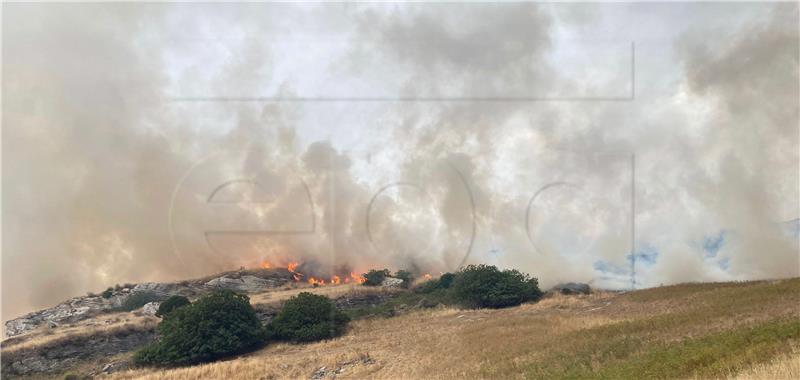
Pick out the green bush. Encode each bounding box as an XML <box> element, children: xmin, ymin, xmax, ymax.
<box><xmin>134</xmin><ymin>290</ymin><xmax>265</xmax><ymax>366</ymax></box>
<box><xmin>362</xmin><ymin>269</ymin><xmax>390</xmax><ymax>286</ymax></box>
<box><xmin>101</xmin><ymin>287</ymin><xmax>114</xmax><ymax>299</ymax></box>
<box><xmin>267</xmin><ymin>292</ymin><xmax>349</xmax><ymax>342</ymax></box>
<box><xmin>394</xmin><ymin>270</ymin><xmax>415</xmax><ymax>288</ymax></box>
<box><xmin>450</xmin><ymin>264</ymin><xmax>542</xmax><ymax>309</ymax></box>
<box><xmin>156</xmin><ymin>295</ymin><xmax>190</xmax><ymax>318</ymax></box>
<box><xmin>438</xmin><ymin>273</ymin><xmax>456</xmax><ymax>288</ymax></box>
<box><xmin>415</xmin><ymin>272</ymin><xmax>456</xmax><ymax>294</ymax></box>
<box><xmin>118</xmin><ymin>291</ymin><xmax>163</xmax><ymax>312</ymax></box>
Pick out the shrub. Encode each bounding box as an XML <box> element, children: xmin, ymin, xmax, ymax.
<box><xmin>438</xmin><ymin>272</ymin><xmax>456</xmax><ymax>288</ymax></box>
<box><xmin>415</xmin><ymin>272</ymin><xmax>456</xmax><ymax>294</ymax></box>
<box><xmin>394</xmin><ymin>270</ymin><xmax>415</xmax><ymax>288</ymax></box>
<box><xmin>133</xmin><ymin>290</ymin><xmax>264</xmax><ymax>366</ymax></box>
<box><xmin>119</xmin><ymin>291</ymin><xmax>163</xmax><ymax>312</ymax></box>
<box><xmin>450</xmin><ymin>264</ymin><xmax>542</xmax><ymax>309</ymax></box>
<box><xmin>415</xmin><ymin>280</ymin><xmax>438</xmax><ymax>294</ymax></box>
<box><xmin>363</xmin><ymin>269</ymin><xmax>390</xmax><ymax>286</ymax></box>
<box><xmin>267</xmin><ymin>292</ymin><xmax>349</xmax><ymax>342</ymax></box>
<box><xmin>156</xmin><ymin>295</ymin><xmax>190</xmax><ymax>318</ymax></box>
<box><xmin>101</xmin><ymin>287</ymin><xmax>114</xmax><ymax>299</ymax></box>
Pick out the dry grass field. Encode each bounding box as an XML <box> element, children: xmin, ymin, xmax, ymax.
<box><xmin>731</xmin><ymin>351</ymin><xmax>800</xmax><ymax>380</ymax></box>
<box><xmin>1</xmin><ymin>312</ymin><xmax>157</xmax><ymax>354</ymax></box>
<box><xmin>103</xmin><ymin>278</ymin><xmax>800</xmax><ymax>380</ymax></box>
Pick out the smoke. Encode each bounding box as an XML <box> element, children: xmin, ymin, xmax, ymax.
<box><xmin>3</xmin><ymin>3</ymin><xmax>798</xmax><ymax>320</ymax></box>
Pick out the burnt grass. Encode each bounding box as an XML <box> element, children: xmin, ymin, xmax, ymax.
<box><xmin>1</xmin><ymin>323</ymin><xmax>157</xmax><ymax>378</ymax></box>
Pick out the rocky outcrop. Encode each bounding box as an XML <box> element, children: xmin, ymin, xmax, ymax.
<box><xmin>132</xmin><ymin>282</ymin><xmax>182</xmax><ymax>297</ymax></box>
<box><xmin>5</xmin><ymin>269</ymin><xmax>294</xmax><ymax>338</ymax></box>
<box><xmin>380</xmin><ymin>277</ymin><xmax>405</xmax><ymax>287</ymax></box>
<box><xmin>205</xmin><ymin>275</ymin><xmax>283</xmax><ymax>292</ymax></box>
<box><xmin>4</xmin><ymin>295</ymin><xmax>123</xmax><ymax>337</ymax></box>
<box><xmin>140</xmin><ymin>302</ymin><xmax>161</xmax><ymax>316</ymax></box>
<box><xmin>311</xmin><ymin>353</ymin><xmax>375</xmax><ymax>379</ymax></box>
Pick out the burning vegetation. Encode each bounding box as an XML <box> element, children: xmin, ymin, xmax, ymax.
<box><xmin>259</xmin><ymin>259</ymin><xmax>368</xmax><ymax>287</ymax></box>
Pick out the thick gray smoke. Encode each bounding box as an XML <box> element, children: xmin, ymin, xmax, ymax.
<box><xmin>3</xmin><ymin>3</ymin><xmax>798</xmax><ymax>320</ymax></box>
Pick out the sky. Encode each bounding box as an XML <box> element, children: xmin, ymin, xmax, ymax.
<box><xmin>3</xmin><ymin>2</ymin><xmax>798</xmax><ymax>321</ymax></box>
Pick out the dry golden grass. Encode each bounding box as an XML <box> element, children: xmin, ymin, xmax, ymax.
<box><xmin>108</xmin><ymin>293</ymin><xmax>622</xmax><ymax>380</ymax></box>
<box><xmin>730</xmin><ymin>351</ymin><xmax>800</xmax><ymax>380</ymax></box>
<box><xmin>1</xmin><ymin>312</ymin><xmax>157</xmax><ymax>353</ymax></box>
<box><xmin>7</xmin><ymin>278</ymin><xmax>798</xmax><ymax>379</ymax></box>
<box><xmin>248</xmin><ymin>284</ymin><xmax>391</xmax><ymax>306</ymax></box>
<box><xmin>107</xmin><ymin>279</ymin><xmax>800</xmax><ymax>380</ymax></box>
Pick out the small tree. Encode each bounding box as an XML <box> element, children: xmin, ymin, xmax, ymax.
<box><xmin>156</xmin><ymin>295</ymin><xmax>190</xmax><ymax>318</ymax></box>
<box><xmin>267</xmin><ymin>292</ymin><xmax>349</xmax><ymax>342</ymax></box>
<box><xmin>394</xmin><ymin>270</ymin><xmax>415</xmax><ymax>288</ymax></box>
<box><xmin>101</xmin><ymin>287</ymin><xmax>114</xmax><ymax>299</ymax></box>
<box><xmin>134</xmin><ymin>290</ymin><xmax>264</xmax><ymax>365</ymax></box>
<box><xmin>450</xmin><ymin>264</ymin><xmax>542</xmax><ymax>309</ymax></box>
<box><xmin>362</xmin><ymin>269</ymin><xmax>390</xmax><ymax>286</ymax></box>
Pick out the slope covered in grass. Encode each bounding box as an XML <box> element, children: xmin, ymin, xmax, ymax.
<box><xmin>108</xmin><ymin>278</ymin><xmax>800</xmax><ymax>380</ymax></box>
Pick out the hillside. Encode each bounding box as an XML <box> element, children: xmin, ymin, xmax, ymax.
<box><xmin>3</xmin><ymin>277</ymin><xmax>799</xmax><ymax>379</ymax></box>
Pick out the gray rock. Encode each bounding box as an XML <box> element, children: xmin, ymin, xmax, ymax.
<box><xmin>205</xmin><ymin>275</ymin><xmax>275</xmax><ymax>292</ymax></box>
<box><xmin>101</xmin><ymin>361</ymin><xmax>128</xmax><ymax>373</ymax></box>
<box><xmin>381</xmin><ymin>277</ymin><xmax>404</xmax><ymax>287</ymax></box>
<box><xmin>312</xmin><ymin>366</ymin><xmax>328</xmax><ymax>379</ymax></box>
<box><xmin>553</xmin><ymin>282</ymin><xmax>591</xmax><ymax>295</ymax></box>
<box><xmin>4</xmin><ymin>270</ymin><xmax>289</xmax><ymax>337</ymax></box>
<box><xmin>5</xmin><ymin>318</ymin><xmax>36</xmax><ymax>337</ymax></box>
<box><xmin>140</xmin><ymin>302</ymin><xmax>161</xmax><ymax>316</ymax></box>
<box><xmin>132</xmin><ymin>282</ymin><xmax>178</xmax><ymax>296</ymax></box>
<box><xmin>4</xmin><ymin>296</ymin><xmax>113</xmax><ymax>337</ymax></box>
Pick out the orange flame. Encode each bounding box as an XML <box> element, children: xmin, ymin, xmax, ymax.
<box><xmin>423</xmin><ymin>273</ymin><xmax>432</xmax><ymax>280</ymax></box>
<box><xmin>350</xmin><ymin>272</ymin><xmax>366</xmax><ymax>284</ymax></box>
<box><xmin>256</xmin><ymin>259</ymin><xmax>373</xmax><ymax>287</ymax></box>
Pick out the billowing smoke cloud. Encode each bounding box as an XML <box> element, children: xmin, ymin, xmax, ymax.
<box><xmin>3</xmin><ymin>3</ymin><xmax>798</xmax><ymax>320</ymax></box>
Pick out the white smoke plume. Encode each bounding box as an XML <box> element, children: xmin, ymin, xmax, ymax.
<box><xmin>2</xmin><ymin>3</ymin><xmax>797</xmax><ymax>320</ymax></box>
